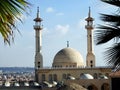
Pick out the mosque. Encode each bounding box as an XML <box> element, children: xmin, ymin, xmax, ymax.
<box><xmin>33</xmin><ymin>7</ymin><xmax>112</xmax><ymax>90</ymax></box>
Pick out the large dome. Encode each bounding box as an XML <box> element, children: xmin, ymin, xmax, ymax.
<box><xmin>52</xmin><ymin>47</ymin><xmax>84</xmax><ymax>68</ymax></box>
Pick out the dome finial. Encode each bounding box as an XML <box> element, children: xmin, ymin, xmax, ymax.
<box><xmin>67</xmin><ymin>41</ymin><xmax>69</xmax><ymax>47</ymax></box>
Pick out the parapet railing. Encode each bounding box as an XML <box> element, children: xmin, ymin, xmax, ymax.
<box><xmin>36</xmin><ymin>66</ymin><xmax>113</xmax><ymax>70</ymax></box>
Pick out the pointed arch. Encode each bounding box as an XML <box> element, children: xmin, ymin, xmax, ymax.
<box><xmin>93</xmin><ymin>73</ymin><xmax>98</xmax><ymax>79</ymax></box>
<box><xmin>101</xmin><ymin>83</ymin><xmax>109</xmax><ymax>90</ymax></box>
<box><xmin>87</xmin><ymin>84</ymin><xmax>98</xmax><ymax>90</ymax></box>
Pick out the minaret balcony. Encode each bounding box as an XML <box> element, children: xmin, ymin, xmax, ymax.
<box><xmin>34</xmin><ymin>25</ymin><xmax>42</xmax><ymax>30</ymax></box>
<box><xmin>34</xmin><ymin>18</ymin><xmax>42</xmax><ymax>22</ymax></box>
<box><xmin>85</xmin><ymin>25</ymin><xmax>94</xmax><ymax>30</ymax></box>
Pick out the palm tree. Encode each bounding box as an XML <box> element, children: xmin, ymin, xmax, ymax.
<box><xmin>95</xmin><ymin>0</ymin><xmax>120</xmax><ymax>70</ymax></box>
<box><xmin>0</xmin><ymin>0</ymin><xmax>30</xmax><ymax>45</ymax></box>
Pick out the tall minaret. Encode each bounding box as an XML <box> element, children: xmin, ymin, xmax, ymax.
<box><xmin>85</xmin><ymin>7</ymin><xmax>95</xmax><ymax>67</ymax></box>
<box><xmin>34</xmin><ymin>7</ymin><xmax>43</xmax><ymax>69</ymax></box>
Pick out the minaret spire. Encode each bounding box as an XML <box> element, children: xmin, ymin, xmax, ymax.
<box><xmin>34</xmin><ymin>7</ymin><xmax>43</xmax><ymax>70</ymax></box>
<box><xmin>85</xmin><ymin>7</ymin><xmax>95</xmax><ymax>68</ymax></box>
<box><xmin>88</xmin><ymin>7</ymin><xmax>91</xmax><ymax>18</ymax></box>
<box><xmin>37</xmin><ymin>7</ymin><xmax>39</xmax><ymax>18</ymax></box>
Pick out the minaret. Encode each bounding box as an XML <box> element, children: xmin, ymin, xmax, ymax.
<box><xmin>34</xmin><ymin>7</ymin><xmax>43</xmax><ymax>69</ymax></box>
<box><xmin>85</xmin><ymin>7</ymin><xmax>95</xmax><ymax>67</ymax></box>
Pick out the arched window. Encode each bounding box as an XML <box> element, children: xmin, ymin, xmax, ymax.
<box><xmin>93</xmin><ymin>73</ymin><xmax>98</xmax><ymax>79</ymax></box>
<box><xmin>80</xmin><ymin>73</ymin><xmax>84</xmax><ymax>77</ymax></box>
<box><xmin>99</xmin><ymin>73</ymin><xmax>102</xmax><ymax>77</ymax></box>
<box><xmin>90</xmin><ymin>60</ymin><xmax>93</xmax><ymax>63</ymax></box>
<box><xmin>87</xmin><ymin>84</ymin><xmax>98</xmax><ymax>90</ymax></box>
<box><xmin>67</xmin><ymin>74</ymin><xmax>71</xmax><ymax>77</ymax></box>
<box><xmin>49</xmin><ymin>74</ymin><xmax>52</xmax><ymax>82</ymax></box>
<box><xmin>42</xmin><ymin>74</ymin><xmax>45</xmax><ymax>81</ymax></box>
<box><xmin>38</xmin><ymin>62</ymin><xmax>40</xmax><ymax>68</ymax></box>
<box><xmin>101</xmin><ymin>83</ymin><xmax>109</xmax><ymax>90</ymax></box>
<box><xmin>88</xmin><ymin>86</ymin><xmax>93</xmax><ymax>90</ymax></box>
<box><xmin>53</xmin><ymin>74</ymin><xmax>57</xmax><ymax>81</ymax></box>
<box><xmin>91</xmin><ymin>65</ymin><xmax>93</xmax><ymax>67</ymax></box>
<box><xmin>62</xmin><ymin>74</ymin><xmax>66</xmax><ymax>79</ymax></box>
<box><xmin>90</xmin><ymin>60</ymin><xmax>93</xmax><ymax>67</ymax></box>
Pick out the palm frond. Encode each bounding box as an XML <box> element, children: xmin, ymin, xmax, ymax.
<box><xmin>101</xmin><ymin>0</ymin><xmax>120</xmax><ymax>7</ymax></box>
<box><xmin>100</xmin><ymin>14</ymin><xmax>120</xmax><ymax>26</ymax></box>
<box><xmin>104</xmin><ymin>43</ymin><xmax>120</xmax><ymax>70</ymax></box>
<box><xmin>95</xmin><ymin>25</ymin><xmax>120</xmax><ymax>45</ymax></box>
<box><xmin>0</xmin><ymin>0</ymin><xmax>30</xmax><ymax>44</ymax></box>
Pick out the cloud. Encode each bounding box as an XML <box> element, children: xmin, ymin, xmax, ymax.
<box><xmin>46</xmin><ymin>7</ymin><xmax>64</xmax><ymax>16</ymax></box>
<box><xmin>55</xmin><ymin>24</ymin><xmax>70</xmax><ymax>35</ymax></box>
<box><xmin>56</xmin><ymin>12</ymin><xmax>64</xmax><ymax>16</ymax></box>
<box><xmin>77</xmin><ymin>18</ymin><xmax>86</xmax><ymax>29</ymax></box>
<box><xmin>43</xmin><ymin>27</ymin><xmax>50</xmax><ymax>35</ymax></box>
<box><xmin>42</xmin><ymin>25</ymin><xmax>70</xmax><ymax>39</ymax></box>
<box><xmin>46</xmin><ymin>7</ymin><xmax>54</xmax><ymax>13</ymax></box>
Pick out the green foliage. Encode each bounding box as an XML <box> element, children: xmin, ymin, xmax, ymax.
<box><xmin>0</xmin><ymin>0</ymin><xmax>30</xmax><ymax>44</ymax></box>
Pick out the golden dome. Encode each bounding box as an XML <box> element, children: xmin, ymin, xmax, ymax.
<box><xmin>52</xmin><ymin>47</ymin><xmax>84</xmax><ymax>68</ymax></box>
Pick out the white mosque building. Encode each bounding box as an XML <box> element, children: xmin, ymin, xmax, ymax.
<box><xmin>33</xmin><ymin>7</ymin><xmax>112</xmax><ymax>90</ymax></box>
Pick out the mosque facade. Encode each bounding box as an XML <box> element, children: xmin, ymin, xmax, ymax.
<box><xmin>33</xmin><ymin>7</ymin><xmax>112</xmax><ymax>90</ymax></box>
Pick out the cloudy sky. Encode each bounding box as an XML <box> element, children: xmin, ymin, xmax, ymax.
<box><xmin>0</xmin><ymin>0</ymin><xmax>117</xmax><ymax>67</ymax></box>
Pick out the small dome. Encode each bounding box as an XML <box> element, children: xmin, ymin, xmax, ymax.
<box><xmin>80</xmin><ymin>74</ymin><xmax>94</xmax><ymax>79</ymax></box>
<box><xmin>67</xmin><ymin>76</ymin><xmax>75</xmax><ymax>80</ymax></box>
<box><xmin>52</xmin><ymin>47</ymin><xmax>84</xmax><ymax>67</ymax></box>
<box><xmin>99</xmin><ymin>75</ymin><xmax>108</xmax><ymax>79</ymax></box>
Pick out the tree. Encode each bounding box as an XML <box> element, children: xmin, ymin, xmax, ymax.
<box><xmin>95</xmin><ymin>0</ymin><xmax>120</xmax><ymax>70</ymax></box>
<box><xmin>0</xmin><ymin>0</ymin><xmax>30</xmax><ymax>45</ymax></box>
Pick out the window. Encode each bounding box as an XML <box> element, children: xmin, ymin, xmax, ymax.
<box><xmin>90</xmin><ymin>60</ymin><xmax>93</xmax><ymax>63</ymax></box>
<box><xmin>67</xmin><ymin>74</ymin><xmax>71</xmax><ymax>77</ymax></box>
<box><xmin>94</xmin><ymin>73</ymin><xmax>98</xmax><ymax>79</ymax></box>
<box><xmin>88</xmin><ymin>21</ymin><xmax>93</xmax><ymax>26</ymax></box>
<box><xmin>101</xmin><ymin>83</ymin><xmax>109</xmax><ymax>90</ymax></box>
<box><xmin>91</xmin><ymin>65</ymin><xmax>93</xmax><ymax>67</ymax></box>
<box><xmin>90</xmin><ymin>60</ymin><xmax>93</xmax><ymax>67</ymax></box>
<box><xmin>38</xmin><ymin>62</ymin><xmax>40</xmax><ymax>68</ymax></box>
<box><xmin>49</xmin><ymin>74</ymin><xmax>52</xmax><ymax>82</ymax></box>
<box><xmin>53</xmin><ymin>74</ymin><xmax>57</xmax><ymax>81</ymax></box>
<box><xmin>42</xmin><ymin>74</ymin><xmax>45</xmax><ymax>81</ymax></box>
<box><xmin>38</xmin><ymin>65</ymin><xmax>40</xmax><ymax>68</ymax></box>
<box><xmin>62</xmin><ymin>74</ymin><xmax>66</xmax><ymax>79</ymax></box>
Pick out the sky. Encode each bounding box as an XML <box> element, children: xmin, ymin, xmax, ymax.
<box><xmin>0</xmin><ymin>0</ymin><xmax>117</xmax><ymax>67</ymax></box>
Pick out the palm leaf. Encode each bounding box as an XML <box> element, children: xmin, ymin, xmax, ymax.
<box><xmin>95</xmin><ymin>0</ymin><xmax>120</xmax><ymax>70</ymax></box>
<box><xmin>100</xmin><ymin>14</ymin><xmax>120</xmax><ymax>26</ymax></box>
<box><xmin>95</xmin><ymin>25</ymin><xmax>120</xmax><ymax>45</ymax></box>
<box><xmin>0</xmin><ymin>0</ymin><xmax>30</xmax><ymax>44</ymax></box>
<box><xmin>104</xmin><ymin>43</ymin><xmax>120</xmax><ymax>70</ymax></box>
<box><xmin>101</xmin><ymin>0</ymin><xmax>120</xmax><ymax>7</ymax></box>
